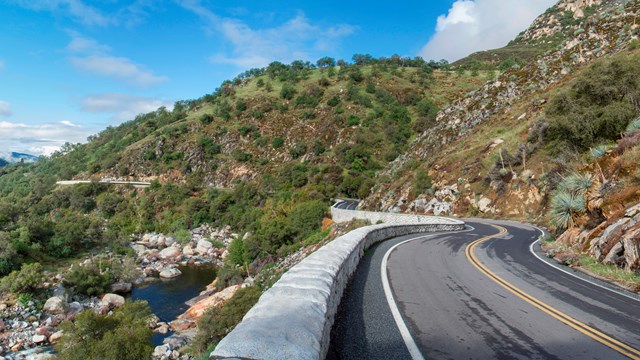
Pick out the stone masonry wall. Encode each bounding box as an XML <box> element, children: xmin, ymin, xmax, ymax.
<box><xmin>210</xmin><ymin>211</ymin><xmax>464</xmax><ymax>360</ymax></box>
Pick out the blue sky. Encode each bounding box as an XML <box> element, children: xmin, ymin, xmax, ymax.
<box><xmin>0</xmin><ymin>0</ymin><xmax>556</xmax><ymax>155</ymax></box>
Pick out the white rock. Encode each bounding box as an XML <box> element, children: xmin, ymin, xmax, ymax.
<box><xmin>159</xmin><ymin>247</ymin><xmax>182</xmax><ymax>259</ymax></box>
<box><xmin>43</xmin><ymin>297</ymin><xmax>68</xmax><ymax>315</ymax></box>
<box><xmin>477</xmin><ymin>197</ymin><xmax>492</xmax><ymax>213</ymax></box>
<box><xmin>131</xmin><ymin>244</ymin><xmax>147</xmax><ymax>256</ymax></box>
<box><xmin>101</xmin><ymin>293</ymin><xmax>125</xmax><ymax>308</ymax></box>
<box><xmin>32</xmin><ymin>334</ymin><xmax>47</xmax><ymax>343</ymax></box>
<box><xmin>196</xmin><ymin>239</ymin><xmax>213</xmax><ymax>254</ymax></box>
<box><xmin>159</xmin><ymin>268</ymin><xmax>182</xmax><ymax>279</ymax></box>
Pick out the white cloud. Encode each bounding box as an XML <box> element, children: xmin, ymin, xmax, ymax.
<box><xmin>0</xmin><ymin>101</ymin><xmax>11</xmax><ymax>116</ymax></box>
<box><xmin>0</xmin><ymin>120</ymin><xmax>93</xmax><ymax>155</ymax></box>
<box><xmin>420</xmin><ymin>0</ymin><xmax>556</xmax><ymax>62</ymax></box>
<box><xmin>80</xmin><ymin>93</ymin><xmax>174</xmax><ymax>122</ymax></box>
<box><xmin>9</xmin><ymin>0</ymin><xmax>154</xmax><ymax>27</ymax></box>
<box><xmin>67</xmin><ymin>33</ymin><xmax>168</xmax><ymax>87</ymax></box>
<box><xmin>178</xmin><ymin>1</ymin><xmax>356</xmax><ymax>68</ymax></box>
<box><xmin>9</xmin><ymin>0</ymin><xmax>110</xmax><ymax>26</ymax></box>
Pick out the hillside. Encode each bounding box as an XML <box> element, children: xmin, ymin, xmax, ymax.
<box><xmin>363</xmin><ymin>0</ymin><xmax>640</xmax><ymax>275</ymax></box>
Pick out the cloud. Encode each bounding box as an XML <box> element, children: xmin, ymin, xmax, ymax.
<box><xmin>178</xmin><ymin>1</ymin><xmax>356</xmax><ymax>68</ymax></box>
<box><xmin>8</xmin><ymin>0</ymin><xmax>110</xmax><ymax>26</ymax></box>
<box><xmin>8</xmin><ymin>0</ymin><xmax>155</xmax><ymax>27</ymax></box>
<box><xmin>420</xmin><ymin>0</ymin><xmax>556</xmax><ymax>62</ymax></box>
<box><xmin>67</xmin><ymin>33</ymin><xmax>167</xmax><ymax>87</ymax></box>
<box><xmin>80</xmin><ymin>93</ymin><xmax>174</xmax><ymax>122</ymax></box>
<box><xmin>0</xmin><ymin>101</ymin><xmax>11</xmax><ymax>116</ymax></box>
<box><xmin>0</xmin><ymin>120</ymin><xmax>93</xmax><ymax>155</ymax></box>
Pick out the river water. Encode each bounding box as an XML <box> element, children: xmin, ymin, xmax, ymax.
<box><xmin>131</xmin><ymin>265</ymin><xmax>217</xmax><ymax>345</ymax></box>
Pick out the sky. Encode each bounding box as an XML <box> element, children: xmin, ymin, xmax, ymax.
<box><xmin>0</xmin><ymin>0</ymin><xmax>556</xmax><ymax>156</ymax></box>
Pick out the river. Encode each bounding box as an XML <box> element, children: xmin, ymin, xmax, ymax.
<box><xmin>131</xmin><ymin>265</ymin><xmax>217</xmax><ymax>345</ymax></box>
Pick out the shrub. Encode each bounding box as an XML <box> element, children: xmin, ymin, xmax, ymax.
<box><xmin>199</xmin><ymin>113</ymin><xmax>214</xmax><ymax>125</ymax></box>
<box><xmin>57</xmin><ymin>300</ymin><xmax>153</xmax><ymax>360</ymax></box>
<box><xmin>289</xmin><ymin>142</ymin><xmax>307</xmax><ymax>159</ymax></box>
<box><xmin>64</xmin><ymin>264</ymin><xmax>113</xmax><ymax>297</ymax></box>
<box><xmin>227</xmin><ymin>238</ymin><xmax>247</xmax><ymax>267</ymax></box>
<box><xmin>192</xmin><ymin>286</ymin><xmax>262</xmax><ymax>354</ymax></box>
<box><xmin>288</xmin><ymin>201</ymin><xmax>327</xmax><ymax>240</ymax></box>
<box><xmin>280</xmin><ymin>84</ymin><xmax>296</xmax><ymax>100</ymax></box>
<box><xmin>271</xmin><ymin>137</ymin><xmax>284</xmax><ymax>148</ymax></box>
<box><xmin>327</xmin><ymin>96</ymin><xmax>340</xmax><ymax>107</ymax></box>
<box><xmin>414</xmin><ymin>168</ymin><xmax>433</xmax><ymax>195</ymax></box>
<box><xmin>0</xmin><ymin>262</ymin><xmax>44</xmax><ymax>294</ymax></box>
<box><xmin>345</xmin><ymin>115</ymin><xmax>360</xmax><ymax>127</ymax></box>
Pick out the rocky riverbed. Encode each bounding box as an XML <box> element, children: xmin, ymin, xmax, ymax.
<box><xmin>0</xmin><ymin>225</ymin><xmax>240</xmax><ymax>359</ymax></box>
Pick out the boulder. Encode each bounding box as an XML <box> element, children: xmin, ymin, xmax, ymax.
<box><xmin>196</xmin><ymin>239</ymin><xmax>213</xmax><ymax>254</ymax></box>
<box><xmin>68</xmin><ymin>301</ymin><xmax>84</xmax><ymax>314</ymax></box>
<box><xmin>182</xmin><ymin>245</ymin><xmax>196</xmax><ymax>256</ymax></box>
<box><xmin>43</xmin><ymin>297</ymin><xmax>68</xmax><ymax>315</ymax></box>
<box><xmin>101</xmin><ymin>293</ymin><xmax>125</xmax><ymax>309</ymax></box>
<box><xmin>179</xmin><ymin>285</ymin><xmax>240</xmax><ymax>321</ymax></box>
<box><xmin>32</xmin><ymin>334</ymin><xmax>47</xmax><ymax>343</ymax></box>
<box><xmin>131</xmin><ymin>244</ymin><xmax>147</xmax><ymax>256</ymax></box>
<box><xmin>159</xmin><ymin>268</ymin><xmax>182</xmax><ymax>279</ymax></box>
<box><xmin>169</xmin><ymin>318</ymin><xmax>195</xmax><ymax>332</ymax></box>
<box><xmin>159</xmin><ymin>247</ymin><xmax>182</xmax><ymax>260</ymax></box>
<box><xmin>51</xmin><ymin>284</ymin><xmax>72</xmax><ymax>302</ymax></box>
<box><xmin>622</xmin><ymin>225</ymin><xmax>640</xmax><ymax>271</ymax></box>
<box><xmin>477</xmin><ymin>197</ymin><xmax>492</xmax><ymax>213</ymax></box>
<box><xmin>111</xmin><ymin>282</ymin><xmax>133</xmax><ymax>294</ymax></box>
<box><xmin>164</xmin><ymin>237</ymin><xmax>176</xmax><ymax>247</ymax></box>
<box><xmin>153</xmin><ymin>345</ymin><xmax>168</xmax><ymax>358</ymax></box>
<box><xmin>49</xmin><ymin>330</ymin><xmax>64</xmax><ymax>344</ymax></box>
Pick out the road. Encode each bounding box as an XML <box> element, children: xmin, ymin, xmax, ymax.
<box><xmin>334</xmin><ymin>199</ymin><xmax>359</xmax><ymax>210</ymax></box>
<box><xmin>329</xmin><ymin>220</ymin><xmax>640</xmax><ymax>359</ymax></box>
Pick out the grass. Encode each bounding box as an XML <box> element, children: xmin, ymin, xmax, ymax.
<box><xmin>578</xmin><ymin>255</ymin><xmax>640</xmax><ymax>291</ymax></box>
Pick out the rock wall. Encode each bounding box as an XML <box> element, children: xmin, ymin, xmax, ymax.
<box><xmin>210</xmin><ymin>217</ymin><xmax>464</xmax><ymax>360</ymax></box>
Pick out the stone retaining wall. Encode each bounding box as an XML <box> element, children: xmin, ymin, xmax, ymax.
<box><xmin>210</xmin><ymin>211</ymin><xmax>464</xmax><ymax>360</ymax></box>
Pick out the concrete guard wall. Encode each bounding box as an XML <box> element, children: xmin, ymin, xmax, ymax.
<box><xmin>210</xmin><ymin>209</ymin><xmax>464</xmax><ymax>360</ymax></box>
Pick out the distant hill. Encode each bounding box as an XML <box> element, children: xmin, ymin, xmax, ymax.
<box><xmin>0</xmin><ymin>152</ymin><xmax>39</xmax><ymax>166</ymax></box>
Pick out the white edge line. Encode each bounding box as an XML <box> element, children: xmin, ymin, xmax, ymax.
<box><xmin>380</xmin><ymin>226</ymin><xmax>474</xmax><ymax>360</ymax></box>
<box><xmin>527</xmin><ymin>226</ymin><xmax>640</xmax><ymax>303</ymax></box>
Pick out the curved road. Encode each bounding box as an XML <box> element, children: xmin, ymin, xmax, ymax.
<box><xmin>329</xmin><ymin>221</ymin><xmax>640</xmax><ymax>359</ymax></box>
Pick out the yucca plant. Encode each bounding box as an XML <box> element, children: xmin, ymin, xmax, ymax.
<box><xmin>625</xmin><ymin>117</ymin><xmax>640</xmax><ymax>134</ymax></box>
<box><xmin>549</xmin><ymin>191</ymin><xmax>587</xmax><ymax>230</ymax></box>
<box><xmin>560</xmin><ymin>172</ymin><xmax>593</xmax><ymax>196</ymax></box>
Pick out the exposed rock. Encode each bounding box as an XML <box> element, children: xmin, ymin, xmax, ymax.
<box><xmin>101</xmin><ymin>293</ymin><xmax>125</xmax><ymax>309</ymax></box>
<box><xmin>32</xmin><ymin>334</ymin><xmax>47</xmax><ymax>343</ymax></box>
<box><xmin>51</xmin><ymin>284</ymin><xmax>72</xmax><ymax>302</ymax></box>
<box><xmin>49</xmin><ymin>330</ymin><xmax>64</xmax><ymax>343</ymax></box>
<box><xmin>477</xmin><ymin>197</ymin><xmax>493</xmax><ymax>213</ymax></box>
<box><xmin>159</xmin><ymin>268</ymin><xmax>182</xmax><ymax>279</ymax></box>
<box><xmin>43</xmin><ymin>297</ymin><xmax>68</xmax><ymax>315</ymax></box>
<box><xmin>111</xmin><ymin>282</ymin><xmax>133</xmax><ymax>294</ymax></box>
<box><xmin>131</xmin><ymin>244</ymin><xmax>147</xmax><ymax>256</ymax></box>
<box><xmin>169</xmin><ymin>318</ymin><xmax>195</xmax><ymax>332</ymax></box>
<box><xmin>622</xmin><ymin>225</ymin><xmax>640</xmax><ymax>271</ymax></box>
<box><xmin>159</xmin><ymin>247</ymin><xmax>182</xmax><ymax>260</ymax></box>
<box><xmin>179</xmin><ymin>285</ymin><xmax>240</xmax><ymax>321</ymax></box>
<box><xmin>196</xmin><ymin>239</ymin><xmax>213</xmax><ymax>254</ymax></box>
<box><xmin>68</xmin><ymin>301</ymin><xmax>84</xmax><ymax>314</ymax></box>
<box><xmin>602</xmin><ymin>241</ymin><xmax>624</xmax><ymax>267</ymax></box>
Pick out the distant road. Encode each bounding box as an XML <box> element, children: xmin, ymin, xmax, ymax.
<box><xmin>330</xmin><ymin>220</ymin><xmax>640</xmax><ymax>359</ymax></box>
<box><xmin>333</xmin><ymin>199</ymin><xmax>359</xmax><ymax>210</ymax></box>
<box><xmin>56</xmin><ymin>180</ymin><xmax>151</xmax><ymax>188</ymax></box>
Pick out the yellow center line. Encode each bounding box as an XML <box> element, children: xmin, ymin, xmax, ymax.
<box><xmin>465</xmin><ymin>223</ymin><xmax>640</xmax><ymax>360</ymax></box>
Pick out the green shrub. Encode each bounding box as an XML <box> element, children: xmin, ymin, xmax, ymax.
<box><xmin>288</xmin><ymin>200</ymin><xmax>327</xmax><ymax>240</ymax></box>
<box><xmin>549</xmin><ymin>191</ymin><xmax>586</xmax><ymax>230</ymax></box>
<box><xmin>192</xmin><ymin>287</ymin><xmax>262</xmax><ymax>354</ymax></box>
<box><xmin>65</xmin><ymin>264</ymin><xmax>113</xmax><ymax>297</ymax></box>
<box><xmin>57</xmin><ymin>300</ymin><xmax>153</xmax><ymax>360</ymax></box>
<box><xmin>327</xmin><ymin>96</ymin><xmax>340</xmax><ymax>107</ymax></box>
<box><xmin>271</xmin><ymin>137</ymin><xmax>284</xmax><ymax>148</ymax></box>
<box><xmin>413</xmin><ymin>168</ymin><xmax>432</xmax><ymax>195</ymax></box>
<box><xmin>199</xmin><ymin>113</ymin><xmax>214</xmax><ymax>125</ymax></box>
<box><xmin>345</xmin><ymin>115</ymin><xmax>360</xmax><ymax>127</ymax></box>
<box><xmin>280</xmin><ymin>84</ymin><xmax>296</xmax><ymax>100</ymax></box>
<box><xmin>0</xmin><ymin>262</ymin><xmax>44</xmax><ymax>294</ymax></box>
<box><xmin>227</xmin><ymin>238</ymin><xmax>247</xmax><ymax>267</ymax></box>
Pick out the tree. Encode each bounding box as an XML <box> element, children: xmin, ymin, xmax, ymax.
<box><xmin>316</xmin><ymin>57</ymin><xmax>336</xmax><ymax>68</ymax></box>
<box><xmin>352</xmin><ymin>54</ymin><xmax>374</xmax><ymax>65</ymax></box>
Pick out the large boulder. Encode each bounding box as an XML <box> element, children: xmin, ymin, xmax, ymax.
<box><xmin>623</xmin><ymin>224</ymin><xmax>640</xmax><ymax>271</ymax></box>
<box><xmin>131</xmin><ymin>244</ymin><xmax>147</xmax><ymax>257</ymax></box>
<box><xmin>101</xmin><ymin>293</ymin><xmax>125</xmax><ymax>309</ymax></box>
<box><xmin>159</xmin><ymin>268</ymin><xmax>182</xmax><ymax>279</ymax></box>
<box><xmin>43</xmin><ymin>297</ymin><xmax>68</xmax><ymax>315</ymax></box>
<box><xmin>179</xmin><ymin>285</ymin><xmax>240</xmax><ymax>321</ymax></box>
<box><xmin>159</xmin><ymin>247</ymin><xmax>182</xmax><ymax>260</ymax></box>
<box><xmin>111</xmin><ymin>282</ymin><xmax>133</xmax><ymax>294</ymax></box>
<box><xmin>196</xmin><ymin>239</ymin><xmax>213</xmax><ymax>254</ymax></box>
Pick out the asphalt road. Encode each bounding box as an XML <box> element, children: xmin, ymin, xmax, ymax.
<box><xmin>334</xmin><ymin>200</ymin><xmax>359</xmax><ymax>210</ymax></box>
<box><xmin>329</xmin><ymin>221</ymin><xmax>640</xmax><ymax>360</ymax></box>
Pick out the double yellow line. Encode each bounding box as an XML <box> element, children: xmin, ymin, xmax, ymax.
<box><xmin>465</xmin><ymin>224</ymin><xmax>640</xmax><ymax>359</ymax></box>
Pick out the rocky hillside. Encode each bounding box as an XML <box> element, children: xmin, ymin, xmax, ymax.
<box><xmin>363</xmin><ymin>0</ymin><xmax>640</xmax><ymax>272</ymax></box>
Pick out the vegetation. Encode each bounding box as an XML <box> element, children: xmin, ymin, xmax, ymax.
<box><xmin>56</xmin><ymin>301</ymin><xmax>154</xmax><ymax>360</ymax></box>
<box><xmin>192</xmin><ymin>286</ymin><xmax>262</xmax><ymax>354</ymax></box>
